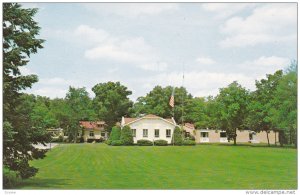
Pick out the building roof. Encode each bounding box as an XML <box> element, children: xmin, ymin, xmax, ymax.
<box><xmin>79</xmin><ymin>121</ymin><xmax>106</xmax><ymax>129</ymax></box>
<box><xmin>123</xmin><ymin>114</ymin><xmax>176</xmax><ymax>126</ymax></box>
<box><xmin>184</xmin><ymin>123</ymin><xmax>195</xmax><ymax>130</ymax></box>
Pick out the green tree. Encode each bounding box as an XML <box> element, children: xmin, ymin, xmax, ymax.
<box><xmin>48</xmin><ymin>98</ymin><xmax>72</xmax><ymax>129</ymax></box>
<box><xmin>132</xmin><ymin>86</ymin><xmax>192</xmax><ymax>123</ymax></box>
<box><xmin>184</xmin><ymin>97</ymin><xmax>208</xmax><ymax>128</ymax></box>
<box><xmin>30</xmin><ymin>96</ymin><xmax>58</xmax><ymax>129</ymax></box>
<box><xmin>204</xmin><ymin>96</ymin><xmax>219</xmax><ymax>129</ymax></box>
<box><xmin>65</xmin><ymin>86</ymin><xmax>96</xmax><ymax>142</ymax></box>
<box><xmin>3</xmin><ymin>3</ymin><xmax>50</xmax><ymax>181</ymax></box>
<box><xmin>246</xmin><ymin>70</ymin><xmax>283</xmax><ymax>146</ymax></box>
<box><xmin>216</xmin><ymin>81</ymin><xmax>250</xmax><ymax>145</ymax></box>
<box><xmin>120</xmin><ymin>126</ymin><xmax>134</xmax><ymax>145</ymax></box>
<box><xmin>172</xmin><ymin>126</ymin><xmax>183</xmax><ymax>145</ymax></box>
<box><xmin>109</xmin><ymin>126</ymin><xmax>121</xmax><ymax>141</ymax></box>
<box><xmin>270</xmin><ymin>63</ymin><xmax>297</xmax><ymax>147</ymax></box>
<box><xmin>92</xmin><ymin>82</ymin><xmax>133</xmax><ymax>131</ymax></box>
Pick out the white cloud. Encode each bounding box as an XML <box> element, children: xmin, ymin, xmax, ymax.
<box><xmin>202</xmin><ymin>3</ymin><xmax>253</xmax><ymax>19</ymax></box>
<box><xmin>81</xmin><ymin>26</ymin><xmax>168</xmax><ymax>71</ymax></box>
<box><xmin>136</xmin><ymin>71</ymin><xmax>254</xmax><ymax>98</ymax></box>
<box><xmin>31</xmin><ymin>87</ymin><xmax>68</xmax><ymax>99</ymax></box>
<box><xmin>240</xmin><ymin>56</ymin><xmax>290</xmax><ymax>78</ymax></box>
<box><xmin>219</xmin><ymin>4</ymin><xmax>297</xmax><ymax>48</ymax></box>
<box><xmin>39</xmin><ymin>77</ymin><xmax>76</xmax><ymax>86</ymax></box>
<box><xmin>74</xmin><ymin>25</ymin><xmax>110</xmax><ymax>43</ymax></box>
<box><xmin>84</xmin><ymin>3</ymin><xmax>179</xmax><ymax>17</ymax></box>
<box><xmin>19</xmin><ymin>66</ymin><xmax>37</xmax><ymax>75</ymax></box>
<box><xmin>196</xmin><ymin>56</ymin><xmax>216</xmax><ymax>65</ymax></box>
<box><xmin>46</xmin><ymin>24</ymin><xmax>168</xmax><ymax>72</ymax></box>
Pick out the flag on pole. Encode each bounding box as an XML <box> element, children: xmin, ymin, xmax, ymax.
<box><xmin>169</xmin><ymin>87</ymin><xmax>175</xmax><ymax>108</ymax></box>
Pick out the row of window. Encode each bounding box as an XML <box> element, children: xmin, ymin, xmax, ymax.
<box><xmin>89</xmin><ymin>131</ymin><xmax>106</xmax><ymax>137</ymax></box>
<box><xmin>131</xmin><ymin>129</ymin><xmax>171</xmax><ymax>138</ymax></box>
<box><xmin>200</xmin><ymin>132</ymin><xmax>227</xmax><ymax>138</ymax></box>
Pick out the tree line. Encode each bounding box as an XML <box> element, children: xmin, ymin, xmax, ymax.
<box><xmin>3</xmin><ymin>3</ymin><xmax>297</xmax><ymax>187</ymax></box>
<box><xmin>16</xmin><ymin>64</ymin><xmax>297</xmax><ymax>148</ymax></box>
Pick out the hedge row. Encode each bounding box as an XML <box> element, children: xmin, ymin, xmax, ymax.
<box><xmin>137</xmin><ymin>139</ymin><xmax>153</xmax><ymax>146</ymax></box>
<box><xmin>105</xmin><ymin>139</ymin><xmax>196</xmax><ymax>146</ymax></box>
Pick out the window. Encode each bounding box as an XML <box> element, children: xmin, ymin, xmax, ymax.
<box><xmin>201</xmin><ymin>132</ymin><xmax>208</xmax><ymax>137</ymax></box>
<box><xmin>143</xmin><ymin>129</ymin><xmax>148</xmax><ymax>137</ymax></box>
<box><xmin>185</xmin><ymin>132</ymin><xmax>190</xmax><ymax>137</ymax></box>
<box><xmin>166</xmin><ymin>129</ymin><xmax>171</xmax><ymax>138</ymax></box>
<box><xmin>77</xmin><ymin>132</ymin><xmax>80</xmax><ymax>136</ymax></box>
<box><xmin>132</xmin><ymin>129</ymin><xmax>136</xmax><ymax>137</ymax></box>
<box><xmin>101</xmin><ymin>132</ymin><xmax>106</xmax><ymax>137</ymax></box>
<box><xmin>220</xmin><ymin>132</ymin><xmax>226</xmax><ymax>138</ymax></box>
<box><xmin>89</xmin><ymin>131</ymin><xmax>94</xmax><ymax>137</ymax></box>
<box><xmin>155</xmin><ymin>129</ymin><xmax>159</xmax><ymax>138</ymax></box>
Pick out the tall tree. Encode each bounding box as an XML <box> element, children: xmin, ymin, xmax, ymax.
<box><xmin>132</xmin><ymin>86</ymin><xmax>192</xmax><ymax>123</ymax></box>
<box><xmin>3</xmin><ymin>3</ymin><xmax>50</xmax><ymax>180</ymax></box>
<box><xmin>184</xmin><ymin>97</ymin><xmax>208</xmax><ymax>128</ymax></box>
<box><xmin>30</xmin><ymin>96</ymin><xmax>58</xmax><ymax>129</ymax></box>
<box><xmin>246</xmin><ymin>70</ymin><xmax>283</xmax><ymax>146</ymax></box>
<box><xmin>65</xmin><ymin>87</ymin><xmax>96</xmax><ymax>142</ymax></box>
<box><xmin>216</xmin><ymin>81</ymin><xmax>249</xmax><ymax>145</ymax></box>
<box><xmin>92</xmin><ymin>82</ymin><xmax>133</xmax><ymax>132</ymax></box>
<box><xmin>270</xmin><ymin>63</ymin><xmax>297</xmax><ymax>147</ymax></box>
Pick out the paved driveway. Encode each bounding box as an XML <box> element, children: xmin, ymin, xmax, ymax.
<box><xmin>33</xmin><ymin>143</ymin><xmax>59</xmax><ymax>150</ymax></box>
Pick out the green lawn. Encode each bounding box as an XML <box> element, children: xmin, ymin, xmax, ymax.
<box><xmin>19</xmin><ymin>143</ymin><xmax>297</xmax><ymax>189</ymax></box>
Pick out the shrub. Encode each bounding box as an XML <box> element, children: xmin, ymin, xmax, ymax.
<box><xmin>120</xmin><ymin>125</ymin><xmax>134</xmax><ymax>145</ymax></box>
<box><xmin>52</xmin><ymin>135</ymin><xmax>64</xmax><ymax>143</ymax></box>
<box><xmin>3</xmin><ymin>167</ymin><xmax>20</xmax><ymax>189</ymax></box>
<box><xmin>99</xmin><ymin>137</ymin><xmax>104</xmax><ymax>142</ymax></box>
<box><xmin>137</xmin><ymin>139</ymin><xmax>153</xmax><ymax>146</ymax></box>
<box><xmin>111</xmin><ymin>140</ymin><xmax>124</xmax><ymax>146</ymax></box>
<box><xmin>183</xmin><ymin>140</ymin><xmax>196</xmax><ymax>146</ymax></box>
<box><xmin>188</xmin><ymin>134</ymin><xmax>195</xmax><ymax>141</ymax></box>
<box><xmin>105</xmin><ymin>140</ymin><xmax>112</xmax><ymax>145</ymax></box>
<box><xmin>154</xmin><ymin>139</ymin><xmax>168</xmax><ymax>146</ymax></box>
<box><xmin>109</xmin><ymin>126</ymin><xmax>121</xmax><ymax>141</ymax></box>
<box><xmin>172</xmin><ymin>126</ymin><xmax>183</xmax><ymax>145</ymax></box>
<box><xmin>79</xmin><ymin>136</ymin><xmax>84</xmax><ymax>143</ymax></box>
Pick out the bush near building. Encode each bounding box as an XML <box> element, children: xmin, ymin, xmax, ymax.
<box><xmin>172</xmin><ymin>126</ymin><xmax>184</xmax><ymax>145</ymax></box>
<box><xmin>120</xmin><ymin>125</ymin><xmax>134</xmax><ymax>145</ymax></box>
<box><xmin>137</xmin><ymin>139</ymin><xmax>153</xmax><ymax>146</ymax></box>
<box><xmin>111</xmin><ymin>140</ymin><xmax>124</xmax><ymax>146</ymax></box>
<box><xmin>183</xmin><ymin>140</ymin><xmax>196</xmax><ymax>146</ymax></box>
<box><xmin>154</xmin><ymin>140</ymin><xmax>168</xmax><ymax>146</ymax></box>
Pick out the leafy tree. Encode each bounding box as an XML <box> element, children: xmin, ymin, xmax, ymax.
<box><xmin>48</xmin><ymin>98</ymin><xmax>72</xmax><ymax>128</ymax></box>
<box><xmin>270</xmin><ymin>63</ymin><xmax>297</xmax><ymax>147</ymax></box>
<box><xmin>65</xmin><ymin>86</ymin><xmax>96</xmax><ymax>142</ymax></box>
<box><xmin>3</xmin><ymin>3</ymin><xmax>50</xmax><ymax>181</ymax></box>
<box><xmin>246</xmin><ymin>70</ymin><xmax>283</xmax><ymax>146</ymax></box>
<box><xmin>92</xmin><ymin>82</ymin><xmax>133</xmax><ymax>131</ymax></box>
<box><xmin>30</xmin><ymin>96</ymin><xmax>58</xmax><ymax>129</ymax></box>
<box><xmin>184</xmin><ymin>97</ymin><xmax>208</xmax><ymax>128</ymax></box>
<box><xmin>120</xmin><ymin>126</ymin><xmax>134</xmax><ymax>145</ymax></box>
<box><xmin>132</xmin><ymin>86</ymin><xmax>192</xmax><ymax>123</ymax></box>
<box><xmin>109</xmin><ymin>126</ymin><xmax>121</xmax><ymax>141</ymax></box>
<box><xmin>216</xmin><ymin>81</ymin><xmax>249</xmax><ymax>145</ymax></box>
<box><xmin>204</xmin><ymin>96</ymin><xmax>219</xmax><ymax>129</ymax></box>
<box><xmin>172</xmin><ymin>126</ymin><xmax>183</xmax><ymax>145</ymax></box>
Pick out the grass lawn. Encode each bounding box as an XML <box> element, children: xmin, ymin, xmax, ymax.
<box><xmin>19</xmin><ymin>143</ymin><xmax>297</xmax><ymax>189</ymax></box>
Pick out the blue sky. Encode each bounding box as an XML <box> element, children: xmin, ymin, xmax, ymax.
<box><xmin>20</xmin><ymin>3</ymin><xmax>297</xmax><ymax>101</ymax></box>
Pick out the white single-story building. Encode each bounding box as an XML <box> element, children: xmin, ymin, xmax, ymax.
<box><xmin>121</xmin><ymin>114</ymin><xmax>177</xmax><ymax>144</ymax></box>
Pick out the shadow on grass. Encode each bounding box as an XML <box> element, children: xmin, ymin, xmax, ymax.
<box><xmin>15</xmin><ymin>178</ymin><xmax>71</xmax><ymax>189</ymax></box>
